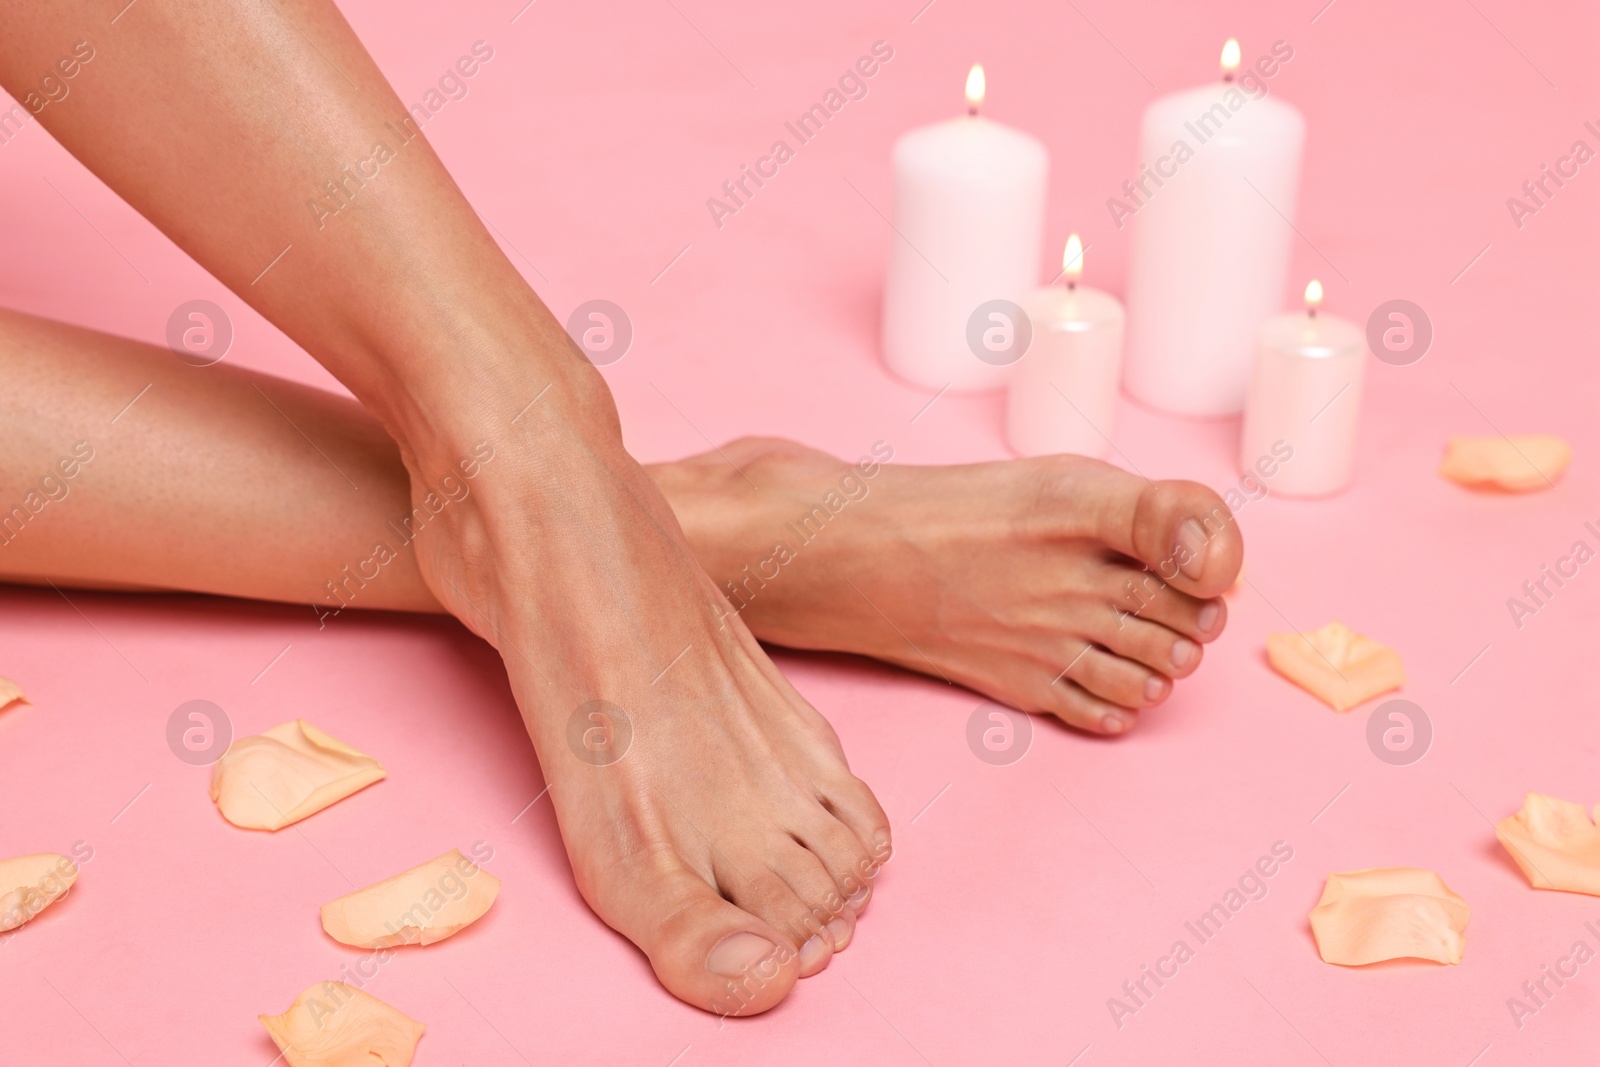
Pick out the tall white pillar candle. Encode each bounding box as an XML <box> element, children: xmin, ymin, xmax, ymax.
<box><xmin>1240</xmin><ymin>280</ymin><xmax>1365</xmax><ymax>497</ymax></box>
<box><xmin>883</xmin><ymin>65</ymin><xmax>1049</xmax><ymax>393</ymax></box>
<box><xmin>1007</xmin><ymin>236</ymin><xmax>1125</xmax><ymax>457</ymax></box>
<box><xmin>1122</xmin><ymin>39</ymin><xmax>1305</xmax><ymax>417</ymax></box>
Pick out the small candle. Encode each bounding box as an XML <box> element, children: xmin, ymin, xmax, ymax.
<box><xmin>882</xmin><ymin>64</ymin><xmax>1049</xmax><ymax>392</ymax></box>
<box><xmin>1240</xmin><ymin>280</ymin><xmax>1366</xmax><ymax>496</ymax></box>
<box><xmin>1122</xmin><ymin>39</ymin><xmax>1306</xmax><ymax>416</ymax></box>
<box><xmin>1006</xmin><ymin>235</ymin><xmax>1125</xmax><ymax>457</ymax></box>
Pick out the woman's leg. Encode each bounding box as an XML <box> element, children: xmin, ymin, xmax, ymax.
<box><xmin>0</xmin><ymin>307</ymin><xmax>434</xmax><ymax>611</ymax></box>
<box><xmin>0</xmin><ymin>307</ymin><xmax>1241</xmax><ymax>732</ymax></box>
<box><xmin>0</xmin><ymin>308</ymin><xmax>432</xmax><ymax>610</ymax></box>
<box><xmin>0</xmin><ymin>0</ymin><xmax>895</xmax><ymax>1013</ymax></box>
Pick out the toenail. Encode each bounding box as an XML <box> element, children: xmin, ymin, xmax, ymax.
<box><xmin>708</xmin><ymin>932</ymin><xmax>777</xmax><ymax>977</ymax></box>
<box><xmin>799</xmin><ymin>934</ymin><xmax>830</xmax><ymax>974</ymax></box>
<box><xmin>1197</xmin><ymin>602</ymin><xmax>1221</xmax><ymax>635</ymax></box>
<box><xmin>826</xmin><ymin>917</ymin><xmax>852</xmax><ymax>950</ymax></box>
<box><xmin>847</xmin><ymin>884</ymin><xmax>872</xmax><ymax>911</ymax></box>
<box><xmin>1143</xmin><ymin>676</ymin><xmax>1167</xmax><ymax>703</ymax></box>
<box><xmin>1102</xmin><ymin>711</ymin><xmax>1130</xmax><ymax>733</ymax></box>
<box><xmin>1171</xmin><ymin>638</ymin><xmax>1198</xmax><ymax>669</ymax></box>
<box><xmin>1174</xmin><ymin>519</ymin><xmax>1209</xmax><ymax>580</ymax></box>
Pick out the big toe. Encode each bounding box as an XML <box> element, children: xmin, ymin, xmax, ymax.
<box><xmin>1096</xmin><ymin>474</ymin><xmax>1244</xmax><ymax>599</ymax></box>
<box><xmin>597</xmin><ymin>860</ymin><xmax>800</xmax><ymax>1016</ymax></box>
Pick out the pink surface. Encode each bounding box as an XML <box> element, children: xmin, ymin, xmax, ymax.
<box><xmin>2</xmin><ymin>0</ymin><xmax>1598</xmax><ymax>1062</ymax></box>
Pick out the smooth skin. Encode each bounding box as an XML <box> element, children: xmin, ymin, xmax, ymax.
<box><xmin>0</xmin><ymin>2</ymin><xmax>1242</xmax><ymax>1016</ymax></box>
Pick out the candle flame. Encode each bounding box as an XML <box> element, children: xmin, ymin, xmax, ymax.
<box><xmin>1304</xmin><ymin>279</ymin><xmax>1324</xmax><ymax>309</ymax></box>
<box><xmin>1063</xmin><ymin>234</ymin><xmax>1085</xmax><ymax>279</ymax></box>
<box><xmin>1220</xmin><ymin>39</ymin><xmax>1241</xmax><ymax>76</ymax></box>
<box><xmin>965</xmin><ymin>64</ymin><xmax>986</xmax><ymax>112</ymax></box>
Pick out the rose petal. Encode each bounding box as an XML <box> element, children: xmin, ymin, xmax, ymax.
<box><xmin>0</xmin><ymin>675</ymin><xmax>27</xmax><ymax>712</ymax></box>
<box><xmin>1266</xmin><ymin>620</ymin><xmax>1405</xmax><ymax>712</ymax></box>
<box><xmin>321</xmin><ymin>848</ymin><xmax>501</xmax><ymax>949</ymax></box>
<box><xmin>0</xmin><ymin>853</ymin><xmax>79</xmax><ymax>933</ymax></box>
<box><xmin>210</xmin><ymin>720</ymin><xmax>385</xmax><ymax>831</ymax></box>
<box><xmin>1440</xmin><ymin>435</ymin><xmax>1570</xmax><ymax>492</ymax></box>
<box><xmin>1225</xmin><ymin>563</ymin><xmax>1247</xmax><ymax>598</ymax></box>
<box><xmin>1309</xmin><ymin>867</ymin><xmax>1470</xmax><ymax>966</ymax></box>
<box><xmin>260</xmin><ymin>982</ymin><xmax>423</xmax><ymax>1067</ymax></box>
<box><xmin>1495</xmin><ymin>792</ymin><xmax>1600</xmax><ymax>896</ymax></box>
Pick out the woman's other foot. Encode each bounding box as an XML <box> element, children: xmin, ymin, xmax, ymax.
<box><xmin>653</xmin><ymin>439</ymin><xmax>1245</xmax><ymax>736</ymax></box>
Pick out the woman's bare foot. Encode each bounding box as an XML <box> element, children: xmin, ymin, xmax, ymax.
<box><xmin>411</xmin><ymin>420</ymin><xmax>890</xmax><ymax>1017</ymax></box>
<box><xmin>652</xmin><ymin>439</ymin><xmax>1245</xmax><ymax>736</ymax></box>
<box><xmin>0</xmin><ymin>0</ymin><xmax>889</xmax><ymax>1020</ymax></box>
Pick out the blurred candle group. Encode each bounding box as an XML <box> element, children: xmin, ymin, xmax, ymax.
<box><xmin>880</xmin><ymin>45</ymin><xmax>1365</xmax><ymax>495</ymax></box>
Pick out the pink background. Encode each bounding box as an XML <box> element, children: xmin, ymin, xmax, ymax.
<box><xmin>3</xmin><ymin>0</ymin><xmax>1598</xmax><ymax>1062</ymax></box>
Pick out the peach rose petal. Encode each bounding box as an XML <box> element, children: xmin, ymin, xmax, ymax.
<box><xmin>1225</xmin><ymin>563</ymin><xmax>1247</xmax><ymax>597</ymax></box>
<box><xmin>1266</xmin><ymin>620</ymin><xmax>1405</xmax><ymax>712</ymax></box>
<box><xmin>260</xmin><ymin>982</ymin><xmax>423</xmax><ymax>1067</ymax></box>
<box><xmin>1440</xmin><ymin>434</ymin><xmax>1570</xmax><ymax>492</ymax></box>
<box><xmin>1309</xmin><ymin>867</ymin><xmax>1470</xmax><ymax>966</ymax></box>
<box><xmin>210</xmin><ymin>720</ymin><xmax>385</xmax><ymax>831</ymax></box>
<box><xmin>0</xmin><ymin>853</ymin><xmax>79</xmax><ymax>933</ymax></box>
<box><xmin>1495</xmin><ymin>792</ymin><xmax>1600</xmax><ymax>896</ymax></box>
<box><xmin>0</xmin><ymin>675</ymin><xmax>26</xmax><ymax>712</ymax></box>
<box><xmin>321</xmin><ymin>848</ymin><xmax>501</xmax><ymax>949</ymax></box>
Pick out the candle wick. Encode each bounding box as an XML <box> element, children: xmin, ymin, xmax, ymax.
<box><xmin>1222</xmin><ymin>72</ymin><xmax>1234</xmax><ymax>83</ymax></box>
<box><xmin>967</xmin><ymin>105</ymin><xmax>978</xmax><ymax>117</ymax></box>
<box><xmin>1307</xmin><ymin>307</ymin><xmax>1317</xmax><ymax>319</ymax></box>
<box><xmin>1066</xmin><ymin>280</ymin><xmax>1077</xmax><ymax>291</ymax></box>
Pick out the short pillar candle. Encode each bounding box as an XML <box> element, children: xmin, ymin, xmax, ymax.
<box><xmin>1006</xmin><ymin>235</ymin><xmax>1125</xmax><ymax>457</ymax></box>
<box><xmin>1240</xmin><ymin>280</ymin><xmax>1366</xmax><ymax>496</ymax></box>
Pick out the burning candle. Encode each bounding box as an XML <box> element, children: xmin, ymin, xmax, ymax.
<box><xmin>1122</xmin><ymin>38</ymin><xmax>1306</xmax><ymax>417</ymax></box>
<box><xmin>1240</xmin><ymin>280</ymin><xmax>1365</xmax><ymax>496</ymax></box>
<box><xmin>882</xmin><ymin>64</ymin><xmax>1049</xmax><ymax>392</ymax></box>
<box><xmin>1006</xmin><ymin>235</ymin><xmax>1125</xmax><ymax>457</ymax></box>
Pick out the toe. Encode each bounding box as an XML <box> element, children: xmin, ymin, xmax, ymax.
<box><xmin>824</xmin><ymin>905</ymin><xmax>855</xmax><ymax>951</ymax></box>
<box><xmin>796</xmin><ymin>929</ymin><xmax>834</xmax><ymax>977</ymax></box>
<box><xmin>1059</xmin><ymin>642</ymin><xmax>1171</xmax><ymax>708</ymax></box>
<box><xmin>1092</xmin><ymin>612</ymin><xmax>1206</xmax><ymax>680</ymax></box>
<box><xmin>1044</xmin><ymin>678</ymin><xmax>1139</xmax><ymax>735</ymax></box>
<box><xmin>1104</xmin><ymin>567</ymin><xmax>1228</xmax><ymax>643</ymax></box>
<box><xmin>813</xmin><ymin>772</ymin><xmax>893</xmax><ymax>885</ymax></box>
<box><xmin>716</xmin><ymin>854</ymin><xmax>841</xmax><ymax>976</ymax></box>
<box><xmin>1193</xmin><ymin>597</ymin><xmax>1227</xmax><ymax>641</ymax></box>
<box><xmin>1084</xmin><ymin>470</ymin><xmax>1245</xmax><ymax>599</ymax></box>
<box><xmin>789</xmin><ymin>810</ymin><xmax>880</xmax><ymax>919</ymax></box>
<box><xmin>771</xmin><ymin>839</ymin><xmax>860</xmax><ymax>974</ymax></box>
<box><xmin>592</xmin><ymin>855</ymin><xmax>798</xmax><ymax>1016</ymax></box>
